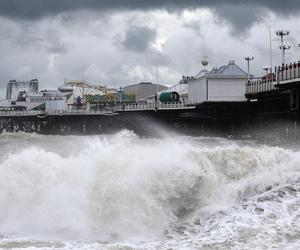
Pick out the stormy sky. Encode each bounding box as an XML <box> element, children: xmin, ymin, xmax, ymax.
<box><xmin>0</xmin><ymin>0</ymin><xmax>300</xmax><ymax>94</ymax></box>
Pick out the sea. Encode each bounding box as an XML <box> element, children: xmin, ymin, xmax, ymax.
<box><xmin>0</xmin><ymin>130</ymin><xmax>299</xmax><ymax>250</ymax></box>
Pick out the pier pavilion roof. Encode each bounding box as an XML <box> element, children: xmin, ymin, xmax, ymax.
<box><xmin>195</xmin><ymin>60</ymin><xmax>248</xmax><ymax>79</ymax></box>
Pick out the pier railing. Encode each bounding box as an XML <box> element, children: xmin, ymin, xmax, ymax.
<box><xmin>70</xmin><ymin>101</ymin><xmax>188</xmax><ymax>112</ymax></box>
<box><xmin>246</xmin><ymin>62</ymin><xmax>300</xmax><ymax>98</ymax></box>
<box><xmin>0</xmin><ymin>109</ymin><xmax>117</xmax><ymax>116</ymax></box>
<box><xmin>0</xmin><ymin>110</ymin><xmax>44</xmax><ymax>116</ymax></box>
<box><xmin>245</xmin><ymin>78</ymin><xmax>276</xmax><ymax>95</ymax></box>
<box><xmin>0</xmin><ymin>102</ymin><xmax>191</xmax><ymax>117</ymax></box>
<box><xmin>116</xmin><ymin>101</ymin><xmax>187</xmax><ymax>111</ymax></box>
<box><xmin>276</xmin><ymin>62</ymin><xmax>300</xmax><ymax>82</ymax></box>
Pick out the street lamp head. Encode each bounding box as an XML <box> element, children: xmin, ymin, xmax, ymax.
<box><xmin>263</xmin><ymin>66</ymin><xmax>271</xmax><ymax>71</ymax></box>
<box><xmin>275</xmin><ymin>30</ymin><xmax>289</xmax><ymax>36</ymax></box>
<box><xmin>245</xmin><ymin>56</ymin><xmax>254</xmax><ymax>61</ymax></box>
<box><xmin>279</xmin><ymin>45</ymin><xmax>291</xmax><ymax>50</ymax></box>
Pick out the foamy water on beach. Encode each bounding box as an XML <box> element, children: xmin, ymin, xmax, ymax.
<box><xmin>0</xmin><ymin>131</ymin><xmax>299</xmax><ymax>249</ymax></box>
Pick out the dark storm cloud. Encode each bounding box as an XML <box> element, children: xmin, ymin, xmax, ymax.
<box><xmin>0</xmin><ymin>1</ymin><xmax>299</xmax><ymax>35</ymax></box>
<box><xmin>0</xmin><ymin>0</ymin><xmax>299</xmax><ymax>93</ymax></box>
<box><xmin>1</xmin><ymin>1</ymin><xmax>300</xmax><ymax>20</ymax></box>
<box><xmin>44</xmin><ymin>29</ymin><xmax>68</xmax><ymax>53</ymax></box>
<box><xmin>213</xmin><ymin>4</ymin><xmax>263</xmax><ymax>35</ymax></box>
<box><xmin>0</xmin><ymin>19</ymin><xmax>68</xmax><ymax>54</ymax></box>
<box><xmin>121</xmin><ymin>26</ymin><xmax>157</xmax><ymax>52</ymax></box>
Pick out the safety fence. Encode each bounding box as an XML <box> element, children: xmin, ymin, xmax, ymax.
<box><xmin>0</xmin><ymin>102</ymin><xmax>191</xmax><ymax>116</ymax></box>
<box><xmin>245</xmin><ymin>79</ymin><xmax>276</xmax><ymax>95</ymax></box>
<box><xmin>276</xmin><ymin>62</ymin><xmax>300</xmax><ymax>82</ymax></box>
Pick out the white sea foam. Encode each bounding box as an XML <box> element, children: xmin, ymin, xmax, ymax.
<box><xmin>0</xmin><ymin>131</ymin><xmax>299</xmax><ymax>249</ymax></box>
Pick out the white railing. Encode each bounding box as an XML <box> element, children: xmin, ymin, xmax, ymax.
<box><xmin>245</xmin><ymin>79</ymin><xmax>276</xmax><ymax>95</ymax></box>
<box><xmin>28</xmin><ymin>96</ymin><xmax>64</xmax><ymax>102</ymax></box>
<box><xmin>0</xmin><ymin>110</ymin><xmax>44</xmax><ymax>116</ymax></box>
<box><xmin>276</xmin><ymin>62</ymin><xmax>300</xmax><ymax>82</ymax></box>
<box><xmin>0</xmin><ymin>102</ymin><xmax>190</xmax><ymax>117</ymax></box>
<box><xmin>117</xmin><ymin>101</ymin><xmax>186</xmax><ymax>111</ymax></box>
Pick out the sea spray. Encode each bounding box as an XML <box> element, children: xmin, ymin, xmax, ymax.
<box><xmin>0</xmin><ymin>131</ymin><xmax>299</xmax><ymax>249</ymax></box>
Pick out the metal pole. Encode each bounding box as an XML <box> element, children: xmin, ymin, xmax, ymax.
<box><xmin>276</xmin><ymin>30</ymin><xmax>290</xmax><ymax>65</ymax></box>
<box><xmin>155</xmin><ymin>65</ymin><xmax>158</xmax><ymax>108</ymax></box>
<box><xmin>82</xmin><ymin>66</ymin><xmax>85</xmax><ymax>82</ymax></box>
<box><xmin>245</xmin><ymin>56</ymin><xmax>254</xmax><ymax>84</ymax></box>
<box><xmin>269</xmin><ymin>26</ymin><xmax>273</xmax><ymax>73</ymax></box>
<box><xmin>281</xmin><ymin>36</ymin><xmax>284</xmax><ymax>64</ymax></box>
<box><xmin>247</xmin><ymin>60</ymin><xmax>250</xmax><ymax>81</ymax></box>
<box><xmin>282</xmin><ymin>39</ymin><xmax>285</xmax><ymax>65</ymax></box>
<box><xmin>135</xmin><ymin>84</ymin><xmax>137</xmax><ymax>103</ymax></box>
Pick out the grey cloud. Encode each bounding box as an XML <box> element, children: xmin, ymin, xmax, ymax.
<box><xmin>1</xmin><ymin>1</ymin><xmax>300</xmax><ymax>16</ymax></box>
<box><xmin>44</xmin><ymin>29</ymin><xmax>68</xmax><ymax>53</ymax></box>
<box><xmin>0</xmin><ymin>1</ymin><xmax>300</xmax><ymax>32</ymax></box>
<box><xmin>213</xmin><ymin>4</ymin><xmax>264</xmax><ymax>36</ymax></box>
<box><xmin>1</xmin><ymin>0</ymin><xmax>300</xmax><ymax>96</ymax></box>
<box><xmin>183</xmin><ymin>21</ymin><xmax>202</xmax><ymax>36</ymax></box>
<box><xmin>121</xmin><ymin>26</ymin><xmax>157</xmax><ymax>52</ymax></box>
<box><xmin>0</xmin><ymin>19</ymin><xmax>68</xmax><ymax>54</ymax></box>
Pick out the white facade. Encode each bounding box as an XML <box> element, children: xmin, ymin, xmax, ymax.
<box><xmin>189</xmin><ymin>78</ymin><xmax>207</xmax><ymax>104</ymax></box>
<box><xmin>0</xmin><ymin>88</ymin><xmax>68</xmax><ymax>112</ymax></box>
<box><xmin>123</xmin><ymin>82</ymin><xmax>167</xmax><ymax>102</ymax></box>
<box><xmin>45</xmin><ymin>99</ymin><xmax>67</xmax><ymax>112</ymax></box>
<box><xmin>188</xmin><ymin>61</ymin><xmax>248</xmax><ymax>104</ymax></box>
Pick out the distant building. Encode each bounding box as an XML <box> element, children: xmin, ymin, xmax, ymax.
<box><xmin>6</xmin><ymin>79</ymin><xmax>39</xmax><ymax>101</ymax></box>
<box><xmin>147</xmin><ymin>76</ymin><xmax>194</xmax><ymax>104</ymax></box>
<box><xmin>188</xmin><ymin>60</ymin><xmax>248</xmax><ymax>104</ymax></box>
<box><xmin>0</xmin><ymin>79</ymin><xmax>68</xmax><ymax>112</ymax></box>
<box><xmin>155</xmin><ymin>78</ymin><xmax>189</xmax><ymax>104</ymax></box>
<box><xmin>123</xmin><ymin>82</ymin><xmax>167</xmax><ymax>102</ymax></box>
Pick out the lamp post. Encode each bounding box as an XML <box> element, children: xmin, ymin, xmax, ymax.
<box><xmin>263</xmin><ymin>66</ymin><xmax>271</xmax><ymax>78</ymax></box>
<box><xmin>275</xmin><ymin>30</ymin><xmax>290</xmax><ymax>65</ymax></box>
<box><xmin>245</xmin><ymin>56</ymin><xmax>254</xmax><ymax>82</ymax></box>
<box><xmin>155</xmin><ymin>65</ymin><xmax>158</xmax><ymax>109</ymax></box>
<box><xmin>262</xmin><ymin>66</ymin><xmax>271</xmax><ymax>91</ymax></box>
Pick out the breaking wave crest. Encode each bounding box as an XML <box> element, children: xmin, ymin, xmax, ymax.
<box><xmin>0</xmin><ymin>131</ymin><xmax>299</xmax><ymax>248</ymax></box>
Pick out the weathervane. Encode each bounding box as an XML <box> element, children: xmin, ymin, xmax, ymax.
<box><xmin>201</xmin><ymin>56</ymin><xmax>209</xmax><ymax>71</ymax></box>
